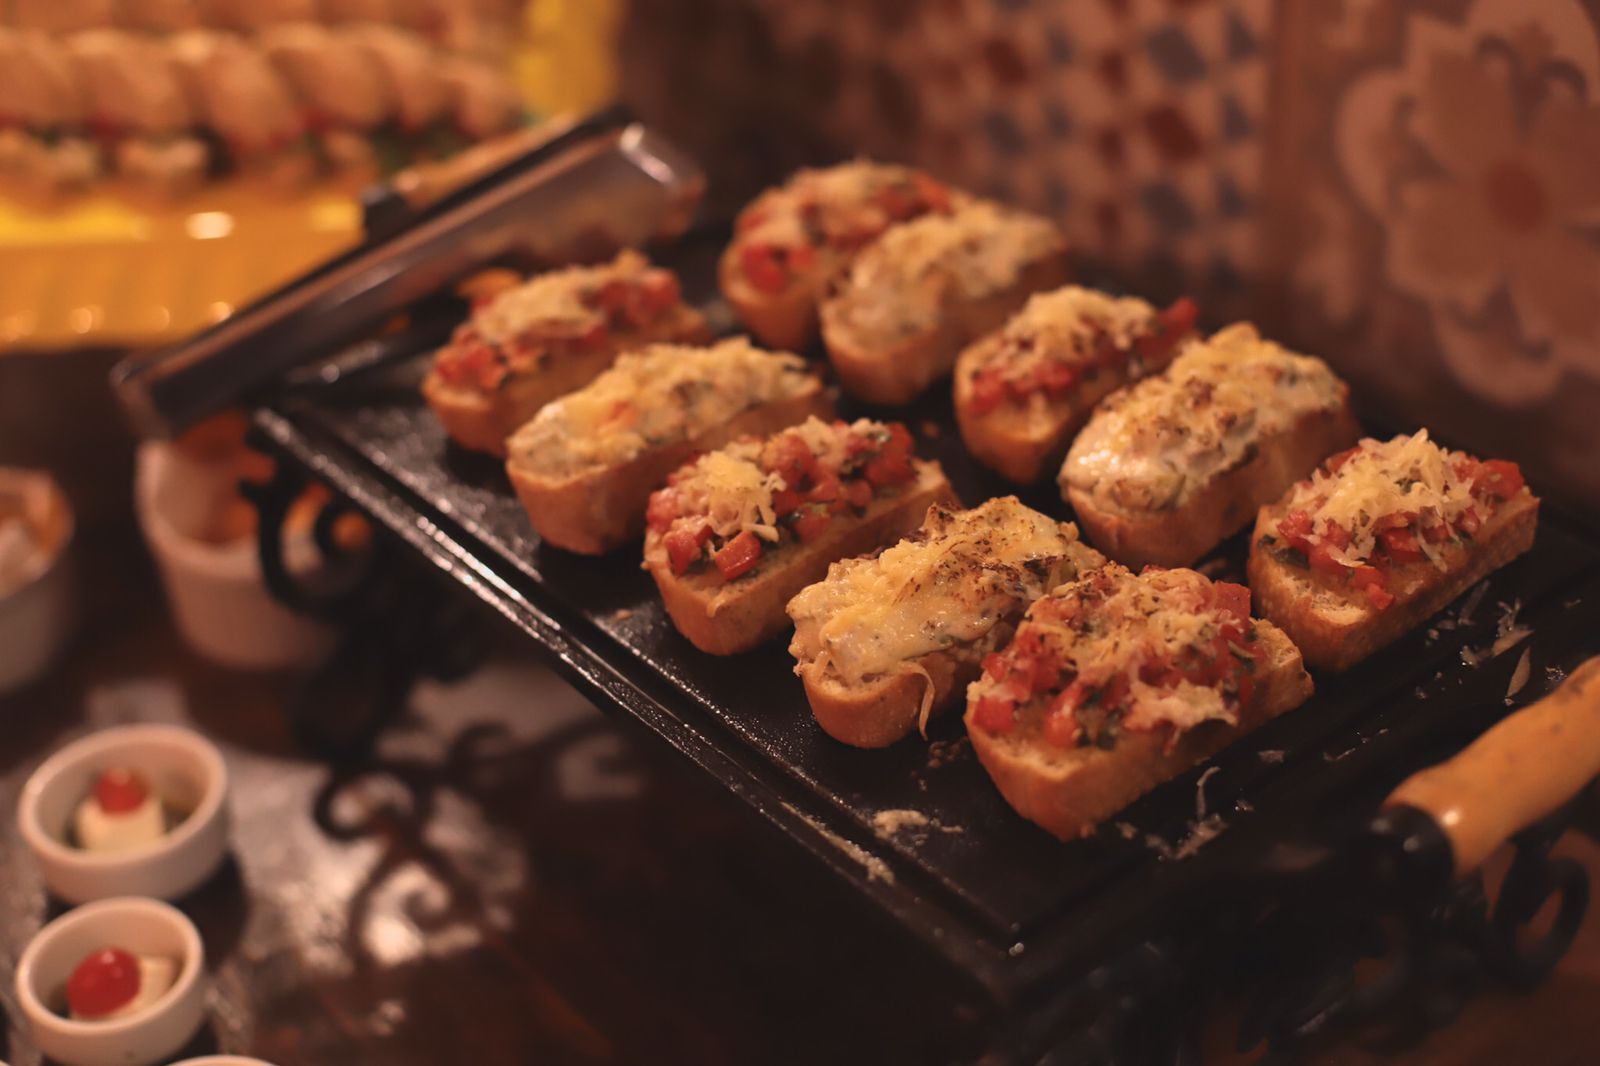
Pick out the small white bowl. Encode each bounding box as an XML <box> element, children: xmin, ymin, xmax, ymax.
<box><xmin>18</xmin><ymin>725</ymin><xmax>230</xmax><ymax>905</ymax></box>
<box><xmin>15</xmin><ymin>896</ymin><xmax>208</xmax><ymax>1066</ymax></box>
<box><xmin>134</xmin><ymin>441</ymin><xmax>337</xmax><ymax>671</ymax></box>
<box><xmin>0</xmin><ymin>466</ymin><xmax>76</xmax><ymax>694</ymax></box>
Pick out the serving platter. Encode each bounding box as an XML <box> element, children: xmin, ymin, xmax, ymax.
<box><xmin>247</xmin><ymin>223</ymin><xmax>1600</xmax><ymax>1048</ymax></box>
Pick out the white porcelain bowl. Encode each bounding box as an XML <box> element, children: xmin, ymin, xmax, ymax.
<box><xmin>15</xmin><ymin>896</ymin><xmax>208</xmax><ymax>1066</ymax></box>
<box><xmin>134</xmin><ymin>441</ymin><xmax>337</xmax><ymax>671</ymax></box>
<box><xmin>18</xmin><ymin>724</ymin><xmax>231</xmax><ymax>905</ymax></box>
<box><xmin>0</xmin><ymin>466</ymin><xmax>76</xmax><ymax>693</ymax></box>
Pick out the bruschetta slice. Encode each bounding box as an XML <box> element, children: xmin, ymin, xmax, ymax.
<box><xmin>1059</xmin><ymin>323</ymin><xmax>1360</xmax><ymax>568</ymax></box>
<box><xmin>786</xmin><ymin>497</ymin><xmax>1104</xmax><ymax>748</ymax></box>
<box><xmin>505</xmin><ymin>337</ymin><xmax>830</xmax><ymax>555</ymax></box>
<box><xmin>721</xmin><ymin>160</ymin><xmax>963</xmax><ymax>351</ymax></box>
<box><xmin>1247</xmin><ymin>430</ymin><xmax>1538</xmax><ymax>671</ymax></box>
<box><xmin>644</xmin><ymin>418</ymin><xmax>957</xmax><ymax>655</ymax></box>
<box><xmin>819</xmin><ymin>201</ymin><xmax>1070</xmax><ymax>405</ymax></box>
<box><xmin>423</xmin><ymin>250</ymin><xmax>710</xmax><ymax>456</ymax></box>
<box><xmin>966</xmin><ymin>564</ymin><xmax>1313</xmax><ymax>840</ymax></box>
<box><xmin>954</xmin><ymin>287</ymin><xmax>1198</xmax><ymax>484</ymax></box>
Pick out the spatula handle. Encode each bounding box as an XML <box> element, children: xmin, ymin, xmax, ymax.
<box><xmin>1386</xmin><ymin>656</ymin><xmax>1600</xmax><ymax>875</ymax></box>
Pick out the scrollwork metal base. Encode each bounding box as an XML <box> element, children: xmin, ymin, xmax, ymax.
<box><xmin>243</xmin><ymin>430</ymin><xmax>487</xmax><ymax>759</ymax></box>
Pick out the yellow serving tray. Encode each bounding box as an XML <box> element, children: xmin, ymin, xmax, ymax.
<box><xmin>0</xmin><ymin>186</ymin><xmax>363</xmax><ymax>353</ymax></box>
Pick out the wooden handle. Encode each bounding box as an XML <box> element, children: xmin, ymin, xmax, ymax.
<box><xmin>1386</xmin><ymin>656</ymin><xmax>1600</xmax><ymax>876</ymax></box>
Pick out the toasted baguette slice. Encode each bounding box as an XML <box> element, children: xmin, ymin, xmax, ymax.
<box><xmin>721</xmin><ymin>161</ymin><xmax>962</xmax><ymax>350</ymax></box>
<box><xmin>965</xmin><ymin>564</ymin><xmax>1313</xmax><ymax>840</ymax></box>
<box><xmin>423</xmin><ymin>252</ymin><xmax>710</xmax><ymax>456</ymax></box>
<box><xmin>1247</xmin><ymin>431</ymin><xmax>1539</xmax><ymax>671</ymax></box>
<box><xmin>953</xmin><ymin>289</ymin><xmax>1197</xmax><ymax>484</ymax></box>
<box><xmin>647</xmin><ymin>457</ymin><xmax>956</xmax><ymax>655</ymax></box>
<box><xmin>786</xmin><ymin>497</ymin><xmax>1105</xmax><ymax>748</ymax></box>
<box><xmin>820</xmin><ymin>201</ymin><xmax>1070</xmax><ymax>405</ymax></box>
<box><xmin>1060</xmin><ymin>323</ymin><xmax>1360</xmax><ymax>568</ymax></box>
<box><xmin>506</xmin><ymin>339</ymin><xmax>830</xmax><ymax>555</ymax></box>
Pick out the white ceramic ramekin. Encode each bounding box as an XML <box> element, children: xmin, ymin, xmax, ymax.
<box><xmin>134</xmin><ymin>441</ymin><xmax>337</xmax><ymax>671</ymax></box>
<box><xmin>15</xmin><ymin>896</ymin><xmax>208</xmax><ymax>1066</ymax></box>
<box><xmin>18</xmin><ymin>724</ymin><xmax>230</xmax><ymax>904</ymax></box>
<box><xmin>0</xmin><ymin>466</ymin><xmax>76</xmax><ymax>693</ymax></box>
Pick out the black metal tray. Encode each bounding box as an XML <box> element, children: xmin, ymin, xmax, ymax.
<box><xmin>251</xmin><ymin>227</ymin><xmax>1600</xmax><ymax>1018</ymax></box>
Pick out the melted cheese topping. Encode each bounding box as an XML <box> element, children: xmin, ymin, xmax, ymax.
<box><xmin>471</xmin><ymin>251</ymin><xmax>648</xmax><ymax>346</ymax></box>
<box><xmin>665</xmin><ymin>417</ymin><xmax>883</xmax><ymax>543</ymax></box>
<box><xmin>1062</xmin><ymin>323</ymin><xmax>1346</xmax><ymax>510</ymax></box>
<box><xmin>507</xmin><ymin>337</ymin><xmax>813</xmax><ymax>478</ymax></box>
<box><xmin>827</xmin><ymin>201</ymin><xmax>1064</xmax><ymax>346</ymax></box>
<box><xmin>1282</xmin><ymin>430</ymin><xmax>1484</xmax><ymax>568</ymax></box>
<box><xmin>787</xmin><ymin>497</ymin><xmax>1103</xmax><ymax>685</ymax></box>
<box><xmin>970</xmin><ymin>286</ymin><xmax>1160</xmax><ymax>378</ymax></box>
<box><xmin>739</xmin><ymin>160</ymin><xmax>933</xmax><ymax>250</ymax></box>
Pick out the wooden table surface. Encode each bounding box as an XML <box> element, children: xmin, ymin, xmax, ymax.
<box><xmin>3</xmin><ymin>524</ymin><xmax>1599</xmax><ymax>1066</ymax></box>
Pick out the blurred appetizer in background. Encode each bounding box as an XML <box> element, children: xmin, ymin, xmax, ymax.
<box><xmin>1249</xmin><ymin>430</ymin><xmax>1539</xmax><ymax>671</ymax></box>
<box><xmin>721</xmin><ymin>160</ymin><xmax>965</xmax><ymax>351</ymax></box>
<box><xmin>955</xmin><ymin>287</ymin><xmax>1198</xmax><ymax>484</ymax></box>
<box><xmin>0</xmin><ymin>29</ymin><xmax>100</xmax><ymax>201</ymax></box>
<box><xmin>1061</xmin><ymin>323</ymin><xmax>1359</xmax><ymax>569</ymax></box>
<box><xmin>506</xmin><ymin>338</ymin><xmax>830</xmax><ymax>555</ymax></box>
<box><xmin>424</xmin><ymin>252</ymin><xmax>710</xmax><ymax>456</ymax></box>
<box><xmin>787</xmin><ymin>497</ymin><xmax>1104</xmax><ymax>748</ymax></box>
<box><xmin>0</xmin><ymin>19</ymin><xmax>524</xmax><ymax>202</ymax></box>
<box><xmin>966</xmin><ymin>563</ymin><xmax>1313</xmax><ymax>840</ymax></box>
<box><xmin>820</xmin><ymin>200</ymin><xmax>1070</xmax><ymax>405</ymax></box>
<box><xmin>72</xmin><ymin>768</ymin><xmax>178</xmax><ymax>853</ymax></box>
<box><xmin>644</xmin><ymin>417</ymin><xmax>956</xmax><ymax>655</ymax></box>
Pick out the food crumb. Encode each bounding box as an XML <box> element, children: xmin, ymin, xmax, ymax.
<box><xmin>1505</xmin><ymin>647</ymin><xmax>1533</xmax><ymax>700</ymax></box>
<box><xmin>1258</xmin><ymin>749</ymin><xmax>1285</xmax><ymax>764</ymax></box>
<box><xmin>872</xmin><ymin>809</ymin><xmax>930</xmax><ymax>836</ymax></box>
<box><xmin>610</xmin><ymin>607</ymin><xmax>634</xmax><ymax>622</ymax></box>
<box><xmin>1195</xmin><ymin>765</ymin><xmax>1221</xmax><ymax>821</ymax></box>
<box><xmin>1114</xmin><ymin>821</ymin><xmax>1139</xmax><ymax>841</ymax></box>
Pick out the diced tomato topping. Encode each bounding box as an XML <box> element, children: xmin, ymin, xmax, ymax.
<box><xmin>713</xmin><ymin>530</ymin><xmax>763</xmax><ymax>580</ymax></box>
<box><xmin>645</xmin><ymin>489</ymin><xmax>679</xmax><ymax>533</ymax></box>
<box><xmin>1421</xmin><ymin>520</ymin><xmax>1450</xmax><ymax>544</ymax></box>
<box><xmin>968</xmin><ymin>367</ymin><xmax>1009</xmax><ymax>415</ymax></box>
<box><xmin>1351</xmin><ymin>566</ymin><xmax>1394</xmax><ymax>610</ymax></box>
<box><xmin>1321</xmin><ymin>522</ymin><xmax>1351</xmax><ymax>550</ymax></box>
<box><xmin>1308</xmin><ymin>543</ymin><xmax>1345</xmax><ymax>576</ymax></box>
<box><xmin>739</xmin><ymin>244</ymin><xmax>790</xmax><ymax>295</ymax></box>
<box><xmin>95</xmin><ymin>769</ymin><xmax>149</xmax><ymax>814</ymax></box>
<box><xmin>1474</xmin><ymin>459</ymin><xmax>1524</xmax><ymax>501</ymax></box>
<box><xmin>767</xmin><ymin>434</ymin><xmax>816</xmax><ymax>486</ymax></box>
<box><xmin>569</xmin><ymin>320</ymin><xmax>609</xmax><ymax>351</ymax></box>
<box><xmin>1325</xmin><ymin>446</ymin><xmax>1361</xmax><ymax>472</ymax></box>
<box><xmin>972</xmin><ymin>695</ymin><xmax>1017</xmax><ymax>734</ymax></box>
<box><xmin>624</xmin><ymin>271</ymin><xmax>681</xmax><ymax>325</ymax></box>
<box><xmin>787</xmin><ymin>243</ymin><xmax>817</xmax><ymax>274</ymax></box>
<box><xmin>1209</xmin><ymin>581</ymin><xmax>1252</xmax><ymax>624</ymax></box>
<box><xmin>1032</xmin><ymin>359</ymin><xmax>1079</xmax><ymax>394</ymax></box>
<box><xmin>1135</xmin><ymin>296</ymin><xmax>1199</xmax><ymax>365</ymax></box>
<box><xmin>1379</xmin><ymin>526</ymin><xmax>1424</xmax><ymax>563</ymax></box>
<box><xmin>736</xmin><ymin>205</ymin><xmax>770</xmax><ymax>234</ymax></box>
<box><xmin>982</xmin><ymin>652</ymin><xmax>1008</xmax><ymax>681</ymax></box>
<box><xmin>67</xmin><ymin>948</ymin><xmax>141</xmax><ymax>1019</ymax></box>
<box><xmin>912</xmin><ymin>173</ymin><xmax>952</xmax><ymax>213</ymax></box>
<box><xmin>771</xmin><ymin>487</ymin><xmax>803</xmax><ymax>516</ymax></box>
<box><xmin>792</xmin><ymin>509</ymin><xmax>832</xmax><ymax>543</ymax></box>
<box><xmin>1277</xmin><ymin>509</ymin><xmax>1313</xmax><ymax>548</ymax></box>
<box><xmin>1042</xmin><ymin>703</ymin><xmax>1079</xmax><ymax>748</ymax></box>
<box><xmin>590</xmin><ymin>278</ymin><xmax>630</xmax><ymax>314</ymax></box>
<box><xmin>1456</xmin><ymin>506</ymin><xmax>1482</xmax><ymax>536</ymax></box>
<box><xmin>845</xmin><ymin>478</ymin><xmax>874</xmax><ymax>510</ymax></box>
<box><xmin>663</xmin><ymin>523</ymin><xmax>712</xmax><ymax>575</ymax></box>
<box><xmin>862</xmin><ymin>425</ymin><xmax>915</xmax><ymax>487</ymax></box>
